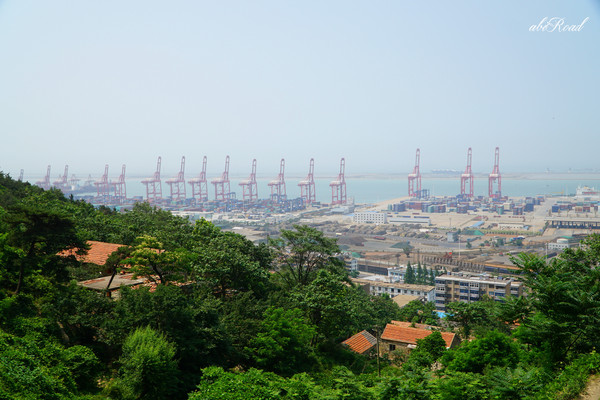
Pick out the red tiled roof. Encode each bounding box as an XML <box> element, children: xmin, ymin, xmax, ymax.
<box><xmin>60</xmin><ymin>241</ymin><xmax>125</xmax><ymax>266</ymax></box>
<box><xmin>342</xmin><ymin>330</ymin><xmax>377</xmax><ymax>354</ymax></box>
<box><xmin>381</xmin><ymin>323</ymin><xmax>456</xmax><ymax>348</ymax></box>
<box><xmin>391</xmin><ymin>320</ymin><xmax>440</xmax><ymax>330</ymax></box>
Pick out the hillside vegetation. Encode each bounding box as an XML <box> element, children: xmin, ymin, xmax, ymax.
<box><xmin>1</xmin><ymin>172</ymin><xmax>599</xmax><ymax>399</ymax></box>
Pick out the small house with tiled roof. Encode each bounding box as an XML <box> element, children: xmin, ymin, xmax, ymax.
<box><xmin>390</xmin><ymin>320</ymin><xmax>440</xmax><ymax>330</ymax></box>
<box><xmin>342</xmin><ymin>330</ymin><xmax>377</xmax><ymax>355</ymax></box>
<box><xmin>78</xmin><ymin>273</ymin><xmax>147</xmax><ymax>298</ymax></box>
<box><xmin>380</xmin><ymin>323</ymin><xmax>459</xmax><ymax>352</ymax></box>
<box><xmin>59</xmin><ymin>240</ymin><xmax>125</xmax><ymax>272</ymax></box>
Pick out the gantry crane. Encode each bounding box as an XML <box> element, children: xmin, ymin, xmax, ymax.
<box><xmin>298</xmin><ymin>158</ymin><xmax>316</xmax><ymax>205</ymax></box>
<box><xmin>330</xmin><ymin>158</ymin><xmax>347</xmax><ymax>205</ymax></box>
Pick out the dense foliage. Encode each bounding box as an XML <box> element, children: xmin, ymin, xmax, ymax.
<box><xmin>1</xmin><ymin>172</ymin><xmax>600</xmax><ymax>399</ymax></box>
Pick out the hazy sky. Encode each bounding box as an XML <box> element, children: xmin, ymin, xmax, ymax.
<box><xmin>0</xmin><ymin>1</ymin><xmax>598</xmax><ymax>179</ymax></box>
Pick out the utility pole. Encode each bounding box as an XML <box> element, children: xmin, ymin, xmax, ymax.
<box><xmin>375</xmin><ymin>326</ymin><xmax>381</xmax><ymax>377</ymax></box>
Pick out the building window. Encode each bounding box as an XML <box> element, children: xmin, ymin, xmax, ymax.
<box><xmin>389</xmin><ymin>344</ymin><xmax>396</xmax><ymax>351</ymax></box>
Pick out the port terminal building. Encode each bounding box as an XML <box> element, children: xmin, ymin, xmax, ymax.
<box><xmin>545</xmin><ymin>217</ymin><xmax>600</xmax><ymax>230</ymax></box>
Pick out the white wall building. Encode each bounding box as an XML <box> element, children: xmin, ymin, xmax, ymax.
<box><xmin>353</xmin><ymin>211</ymin><xmax>388</xmax><ymax>224</ymax></box>
<box><xmin>547</xmin><ymin>238</ymin><xmax>574</xmax><ymax>251</ymax></box>
<box><xmin>388</xmin><ymin>216</ymin><xmax>431</xmax><ymax>226</ymax></box>
<box><xmin>351</xmin><ymin>278</ymin><xmax>435</xmax><ymax>302</ymax></box>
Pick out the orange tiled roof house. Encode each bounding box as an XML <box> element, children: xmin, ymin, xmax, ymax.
<box><xmin>341</xmin><ymin>330</ymin><xmax>377</xmax><ymax>355</ymax></box>
<box><xmin>380</xmin><ymin>322</ymin><xmax>459</xmax><ymax>353</ymax></box>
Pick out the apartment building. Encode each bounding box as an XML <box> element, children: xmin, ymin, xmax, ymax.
<box><xmin>351</xmin><ymin>277</ymin><xmax>435</xmax><ymax>302</ymax></box>
<box><xmin>434</xmin><ymin>272</ymin><xmax>524</xmax><ymax>312</ymax></box>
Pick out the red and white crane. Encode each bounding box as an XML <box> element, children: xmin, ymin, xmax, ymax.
<box><xmin>142</xmin><ymin>157</ymin><xmax>163</xmax><ymax>203</ymax></box>
<box><xmin>488</xmin><ymin>147</ymin><xmax>501</xmax><ymax>198</ymax></box>
<box><xmin>268</xmin><ymin>158</ymin><xmax>286</xmax><ymax>202</ymax></box>
<box><xmin>94</xmin><ymin>164</ymin><xmax>110</xmax><ymax>203</ymax></box>
<box><xmin>53</xmin><ymin>165</ymin><xmax>69</xmax><ymax>190</ymax></box>
<box><xmin>111</xmin><ymin>164</ymin><xmax>127</xmax><ymax>205</ymax></box>
<box><xmin>212</xmin><ymin>155</ymin><xmax>231</xmax><ymax>201</ymax></box>
<box><xmin>330</xmin><ymin>158</ymin><xmax>347</xmax><ymax>205</ymax></box>
<box><xmin>189</xmin><ymin>156</ymin><xmax>208</xmax><ymax>202</ymax></box>
<box><xmin>408</xmin><ymin>149</ymin><xmax>422</xmax><ymax>198</ymax></box>
<box><xmin>239</xmin><ymin>159</ymin><xmax>258</xmax><ymax>202</ymax></box>
<box><xmin>166</xmin><ymin>156</ymin><xmax>186</xmax><ymax>203</ymax></box>
<box><xmin>36</xmin><ymin>165</ymin><xmax>51</xmax><ymax>190</ymax></box>
<box><xmin>460</xmin><ymin>148</ymin><xmax>474</xmax><ymax>198</ymax></box>
<box><xmin>298</xmin><ymin>158</ymin><xmax>316</xmax><ymax>205</ymax></box>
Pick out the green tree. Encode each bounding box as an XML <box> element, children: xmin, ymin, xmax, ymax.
<box><xmin>415</xmin><ymin>331</ymin><xmax>447</xmax><ymax>361</ymax></box>
<box><xmin>398</xmin><ymin>300</ymin><xmax>438</xmax><ymax>325</ymax></box>
<box><xmin>102</xmin><ymin>285</ymin><xmax>227</xmax><ymax>392</ymax></box>
<box><xmin>380</xmin><ymin>368</ymin><xmax>432</xmax><ymax>400</ymax></box>
<box><xmin>111</xmin><ymin>326</ymin><xmax>178</xmax><ymax>400</ymax></box>
<box><xmin>117</xmin><ymin>202</ymin><xmax>194</xmax><ymax>249</ymax></box>
<box><xmin>220</xmin><ymin>291</ymin><xmax>268</xmax><ymax>365</ymax></box>
<box><xmin>125</xmin><ymin>235</ymin><xmax>190</xmax><ymax>285</ymax></box>
<box><xmin>193</xmin><ymin>231</ymin><xmax>271</xmax><ymax>298</ymax></box>
<box><xmin>370</xmin><ymin>293</ymin><xmax>403</xmax><ymax>328</ymax></box>
<box><xmin>405</xmin><ymin>263</ymin><xmax>416</xmax><ymax>284</ymax></box>
<box><xmin>0</xmin><ymin>329</ymin><xmax>100</xmax><ymax>399</ymax></box>
<box><xmin>416</xmin><ymin>263</ymin><xmax>424</xmax><ymax>284</ymax></box>
<box><xmin>246</xmin><ymin>307</ymin><xmax>316</xmax><ymax>376</ymax></box>
<box><xmin>270</xmin><ymin>225</ymin><xmax>346</xmax><ymax>288</ymax></box>
<box><xmin>402</xmin><ymin>244</ymin><xmax>413</xmax><ymax>259</ymax></box>
<box><xmin>445</xmin><ymin>299</ymin><xmax>505</xmax><ymax>339</ymax></box>
<box><xmin>3</xmin><ymin>198</ymin><xmax>85</xmax><ymax>295</ymax></box>
<box><xmin>429</xmin><ymin>372</ymin><xmax>488</xmax><ymax>400</ymax></box>
<box><xmin>188</xmin><ymin>367</ymin><xmax>315</xmax><ymax>400</ymax></box>
<box><xmin>485</xmin><ymin>366</ymin><xmax>544</xmax><ymax>400</ymax></box>
<box><xmin>513</xmin><ymin>237</ymin><xmax>600</xmax><ymax>362</ymax></box>
<box><xmin>428</xmin><ymin>268</ymin><xmax>436</xmax><ymax>285</ymax></box>
<box><xmin>442</xmin><ymin>330</ymin><xmax>522</xmax><ymax>374</ymax></box>
<box><xmin>104</xmin><ymin>245</ymin><xmax>134</xmax><ymax>291</ymax></box>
